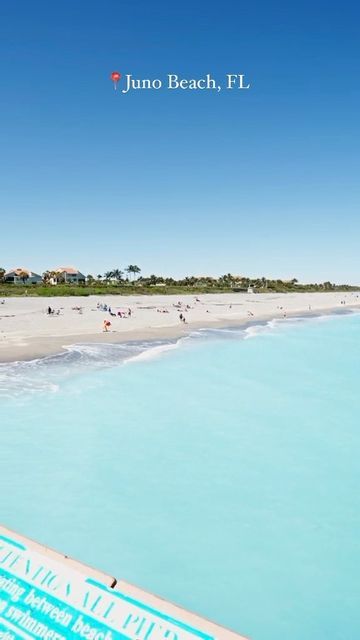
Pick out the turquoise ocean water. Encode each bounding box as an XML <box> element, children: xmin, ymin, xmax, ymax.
<box><xmin>0</xmin><ymin>312</ymin><xmax>359</xmax><ymax>639</ymax></box>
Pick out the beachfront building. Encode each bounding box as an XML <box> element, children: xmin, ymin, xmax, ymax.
<box><xmin>50</xmin><ymin>267</ymin><xmax>86</xmax><ymax>285</ymax></box>
<box><xmin>4</xmin><ymin>268</ymin><xmax>42</xmax><ymax>285</ymax></box>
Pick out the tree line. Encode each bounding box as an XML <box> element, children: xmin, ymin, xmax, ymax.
<box><xmin>0</xmin><ymin>265</ymin><xmax>359</xmax><ymax>292</ymax></box>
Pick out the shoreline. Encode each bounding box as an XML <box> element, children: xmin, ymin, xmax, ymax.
<box><xmin>0</xmin><ymin>301</ymin><xmax>357</xmax><ymax>364</ymax></box>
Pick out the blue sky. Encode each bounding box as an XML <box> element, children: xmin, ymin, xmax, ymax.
<box><xmin>0</xmin><ymin>0</ymin><xmax>359</xmax><ymax>282</ymax></box>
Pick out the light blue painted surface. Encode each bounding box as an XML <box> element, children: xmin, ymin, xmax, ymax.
<box><xmin>1</xmin><ymin>314</ymin><xmax>360</xmax><ymax>639</ymax></box>
<box><xmin>0</xmin><ymin>545</ymin><xmax>212</xmax><ymax>640</ymax></box>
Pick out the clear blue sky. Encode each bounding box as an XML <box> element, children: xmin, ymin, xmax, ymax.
<box><xmin>1</xmin><ymin>1</ymin><xmax>359</xmax><ymax>282</ymax></box>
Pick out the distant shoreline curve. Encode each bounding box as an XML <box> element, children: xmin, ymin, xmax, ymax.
<box><xmin>0</xmin><ymin>303</ymin><xmax>357</xmax><ymax>365</ymax></box>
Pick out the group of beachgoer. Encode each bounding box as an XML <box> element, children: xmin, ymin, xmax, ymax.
<box><xmin>47</xmin><ymin>306</ymin><xmax>61</xmax><ymax>316</ymax></box>
<box><xmin>98</xmin><ymin>302</ymin><xmax>132</xmax><ymax>331</ymax></box>
<box><xmin>117</xmin><ymin>308</ymin><xmax>132</xmax><ymax>318</ymax></box>
<box><xmin>176</xmin><ymin>301</ymin><xmax>194</xmax><ymax>324</ymax></box>
<box><xmin>97</xmin><ymin>302</ymin><xmax>132</xmax><ymax>317</ymax></box>
<box><xmin>276</xmin><ymin>305</ymin><xmax>287</xmax><ymax>318</ymax></box>
<box><xmin>174</xmin><ymin>301</ymin><xmax>193</xmax><ymax>310</ymax></box>
<box><xmin>173</xmin><ymin>301</ymin><xmax>194</xmax><ymax>324</ymax></box>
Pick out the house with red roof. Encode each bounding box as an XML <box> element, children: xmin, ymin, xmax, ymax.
<box><xmin>50</xmin><ymin>266</ymin><xmax>86</xmax><ymax>285</ymax></box>
<box><xmin>4</xmin><ymin>267</ymin><xmax>42</xmax><ymax>284</ymax></box>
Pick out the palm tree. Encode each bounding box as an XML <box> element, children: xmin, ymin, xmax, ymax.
<box><xmin>56</xmin><ymin>270</ymin><xmax>67</xmax><ymax>284</ymax></box>
<box><xmin>104</xmin><ymin>271</ymin><xmax>114</xmax><ymax>283</ymax></box>
<box><xmin>219</xmin><ymin>273</ymin><xmax>234</xmax><ymax>287</ymax></box>
<box><xmin>19</xmin><ymin>270</ymin><xmax>29</xmax><ymax>284</ymax></box>
<box><xmin>125</xmin><ymin>265</ymin><xmax>141</xmax><ymax>281</ymax></box>
<box><xmin>42</xmin><ymin>270</ymin><xmax>59</xmax><ymax>285</ymax></box>
<box><xmin>112</xmin><ymin>269</ymin><xmax>124</xmax><ymax>283</ymax></box>
<box><xmin>0</xmin><ymin>268</ymin><xmax>5</xmax><ymax>282</ymax></box>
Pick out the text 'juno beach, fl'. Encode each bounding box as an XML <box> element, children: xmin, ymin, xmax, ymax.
<box><xmin>113</xmin><ymin>74</ymin><xmax>251</xmax><ymax>94</ymax></box>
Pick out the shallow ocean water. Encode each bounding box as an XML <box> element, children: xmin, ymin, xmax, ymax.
<box><xmin>0</xmin><ymin>313</ymin><xmax>360</xmax><ymax>640</ymax></box>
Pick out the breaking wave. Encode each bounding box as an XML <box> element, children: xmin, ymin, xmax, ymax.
<box><xmin>1</xmin><ymin>310</ymin><xmax>357</xmax><ymax>398</ymax></box>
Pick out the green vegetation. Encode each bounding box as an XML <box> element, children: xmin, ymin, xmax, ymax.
<box><xmin>0</xmin><ymin>266</ymin><xmax>359</xmax><ymax>297</ymax></box>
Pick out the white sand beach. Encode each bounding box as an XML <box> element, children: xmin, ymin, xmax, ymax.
<box><xmin>0</xmin><ymin>291</ymin><xmax>358</xmax><ymax>362</ymax></box>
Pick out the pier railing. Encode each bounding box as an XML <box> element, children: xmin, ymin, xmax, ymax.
<box><xmin>0</xmin><ymin>524</ymin><xmax>248</xmax><ymax>640</ymax></box>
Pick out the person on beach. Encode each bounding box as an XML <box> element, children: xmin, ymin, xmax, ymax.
<box><xmin>128</xmin><ymin>308</ymin><xmax>132</xmax><ymax>317</ymax></box>
<box><xmin>103</xmin><ymin>319</ymin><xmax>111</xmax><ymax>332</ymax></box>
